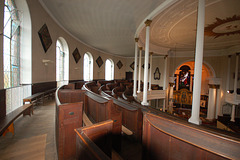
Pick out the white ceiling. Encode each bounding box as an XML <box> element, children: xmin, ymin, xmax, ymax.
<box><xmin>39</xmin><ymin>0</ymin><xmax>240</xmax><ymax>57</ymax></box>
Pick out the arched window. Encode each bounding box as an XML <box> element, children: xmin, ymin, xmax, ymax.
<box><xmin>105</xmin><ymin>59</ymin><xmax>114</xmax><ymax>80</ymax></box>
<box><xmin>56</xmin><ymin>37</ymin><xmax>69</xmax><ymax>87</ymax></box>
<box><xmin>83</xmin><ymin>53</ymin><xmax>93</xmax><ymax>81</ymax></box>
<box><xmin>3</xmin><ymin>0</ymin><xmax>20</xmax><ymax>88</ymax></box>
<box><xmin>4</xmin><ymin>0</ymin><xmax>32</xmax><ymax>114</ymax></box>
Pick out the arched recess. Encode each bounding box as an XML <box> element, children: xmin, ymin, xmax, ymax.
<box><xmin>105</xmin><ymin>58</ymin><xmax>114</xmax><ymax>80</ymax></box>
<box><xmin>56</xmin><ymin>37</ymin><xmax>69</xmax><ymax>87</ymax></box>
<box><xmin>83</xmin><ymin>52</ymin><xmax>93</xmax><ymax>81</ymax></box>
<box><xmin>174</xmin><ymin>60</ymin><xmax>216</xmax><ymax>95</ymax></box>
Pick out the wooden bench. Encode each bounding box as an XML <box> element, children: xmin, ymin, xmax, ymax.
<box><xmin>23</xmin><ymin>88</ymin><xmax>56</xmax><ymax>105</ymax></box>
<box><xmin>55</xmin><ymin>87</ymin><xmax>83</xmax><ymax>160</ymax></box>
<box><xmin>75</xmin><ymin>120</ymin><xmax>113</xmax><ymax>160</ymax></box>
<box><xmin>0</xmin><ymin>104</ymin><xmax>33</xmax><ymax>136</ymax></box>
<box><xmin>113</xmin><ymin>99</ymin><xmax>143</xmax><ymax>141</ymax></box>
<box><xmin>57</xmin><ymin>88</ymin><xmax>85</xmax><ymax>104</ymax></box>
<box><xmin>142</xmin><ymin>112</ymin><xmax>240</xmax><ymax>160</ymax></box>
<box><xmin>83</xmin><ymin>84</ymin><xmax>122</xmax><ymax>151</ymax></box>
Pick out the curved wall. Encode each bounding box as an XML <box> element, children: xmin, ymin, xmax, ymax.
<box><xmin>26</xmin><ymin>0</ymin><xmax>126</xmax><ymax>83</ymax></box>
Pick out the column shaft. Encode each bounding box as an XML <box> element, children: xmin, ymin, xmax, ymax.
<box><xmin>137</xmin><ymin>48</ymin><xmax>142</xmax><ymax>93</ymax></box>
<box><xmin>163</xmin><ymin>56</ymin><xmax>168</xmax><ymax>112</ymax></box>
<box><xmin>188</xmin><ymin>0</ymin><xmax>205</xmax><ymax>125</ymax></box>
<box><xmin>148</xmin><ymin>53</ymin><xmax>153</xmax><ymax>91</ymax></box>
<box><xmin>141</xmin><ymin>20</ymin><xmax>152</xmax><ymax>106</ymax></box>
<box><xmin>231</xmin><ymin>53</ymin><xmax>239</xmax><ymax>122</ymax></box>
<box><xmin>176</xmin><ymin>74</ymin><xmax>179</xmax><ymax>91</ymax></box>
<box><xmin>226</xmin><ymin>55</ymin><xmax>231</xmax><ymax>91</ymax></box>
<box><xmin>207</xmin><ymin>86</ymin><xmax>217</xmax><ymax>120</ymax></box>
<box><xmin>133</xmin><ymin>38</ymin><xmax>139</xmax><ymax>97</ymax></box>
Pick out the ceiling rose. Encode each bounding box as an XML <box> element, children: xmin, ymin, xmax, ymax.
<box><xmin>205</xmin><ymin>15</ymin><xmax>240</xmax><ymax>39</ymax></box>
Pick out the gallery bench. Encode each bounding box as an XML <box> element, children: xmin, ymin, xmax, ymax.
<box><xmin>83</xmin><ymin>82</ymin><xmax>122</xmax><ymax>151</ymax></box>
<box><xmin>142</xmin><ymin>112</ymin><xmax>240</xmax><ymax>160</ymax></box>
<box><xmin>75</xmin><ymin>120</ymin><xmax>113</xmax><ymax>160</ymax></box>
<box><xmin>0</xmin><ymin>104</ymin><xmax>33</xmax><ymax>136</ymax></box>
<box><xmin>55</xmin><ymin>86</ymin><xmax>83</xmax><ymax>160</ymax></box>
<box><xmin>23</xmin><ymin>88</ymin><xmax>56</xmax><ymax>105</ymax></box>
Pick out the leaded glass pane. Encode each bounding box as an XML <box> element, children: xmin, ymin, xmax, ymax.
<box><xmin>3</xmin><ymin>36</ymin><xmax>10</xmax><ymax>55</ymax></box>
<box><xmin>6</xmin><ymin>89</ymin><xmax>12</xmax><ymax>114</ymax></box>
<box><xmin>4</xmin><ymin>71</ymin><xmax>11</xmax><ymax>88</ymax></box>
<box><xmin>4</xmin><ymin>54</ymin><xmax>10</xmax><ymax>71</ymax></box>
<box><xmin>4</xmin><ymin>0</ymin><xmax>20</xmax><ymax>89</ymax></box>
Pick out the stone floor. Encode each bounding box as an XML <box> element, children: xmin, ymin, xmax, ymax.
<box><xmin>0</xmin><ymin>100</ymin><xmax>57</xmax><ymax>160</ymax></box>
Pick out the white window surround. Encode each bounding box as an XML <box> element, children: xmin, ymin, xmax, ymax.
<box><xmin>83</xmin><ymin>52</ymin><xmax>93</xmax><ymax>81</ymax></box>
<box><xmin>56</xmin><ymin>37</ymin><xmax>69</xmax><ymax>87</ymax></box>
<box><xmin>105</xmin><ymin>58</ymin><xmax>114</xmax><ymax>80</ymax></box>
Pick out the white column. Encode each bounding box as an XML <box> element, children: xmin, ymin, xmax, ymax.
<box><xmin>207</xmin><ymin>84</ymin><xmax>219</xmax><ymax>120</ymax></box>
<box><xmin>231</xmin><ymin>53</ymin><xmax>239</xmax><ymax>122</ymax></box>
<box><xmin>163</xmin><ymin>55</ymin><xmax>168</xmax><ymax>112</ymax></box>
<box><xmin>133</xmin><ymin>38</ymin><xmax>139</xmax><ymax>97</ymax></box>
<box><xmin>148</xmin><ymin>52</ymin><xmax>153</xmax><ymax>91</ymax></box>
<box><xmin>226</xmin><ymin>55</ymin><xmax>231</xmax><ymax>91</ymax></box>
<box><xmin>137</xmin><ymin>47</ymin><xmax>142</xmax><ymax>93</ymax></box>
<box><xmin>188</xmin><ymin>0</ymin><xmax>205</xmax><ymax>125</ymax></box>
<box><xmin>141</xmin><ymin>19</ymin><xmax>152</xmax><ymax>106</ymax></box>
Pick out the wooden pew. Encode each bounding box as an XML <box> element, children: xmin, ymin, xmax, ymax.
<box><xmin>83</xmin><ymin>84</ymin><xmax>122</xmax><ymax>151</ymax></box>
<box><xmin>0</xmin><ymin>104</ymin><xmax>33</xmax><ymax>136</ymax></box>
<box><xmin>112</xmin><ymin>99</ymin><xmax>143</xmax><ymax>141</ymax></box>
<box><xmin>57</xmin><ymin>88</ymin><xmax>85</xmax><ymax>104</ymax></box>
<box><xmin>75</xmin><ymin>120</ymin><xmax>113</xmax><ymax>160</ymax></box>
<box><xmin>142</xmin><ymin>112</ymin><xmax>240</xmax><ymax>160</ymax></box>
<box><xmin>55</xmin><ymin>87</ymin><xmax>83</xmax><ymax>160</ymax></box>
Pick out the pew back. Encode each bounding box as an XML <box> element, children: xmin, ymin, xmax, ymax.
<box><xmin>142</xmin><ymin>112</ymin><xmax>240</xmax><ymax>160</ymax></box>
<box><xmin>75</xmin><ymin>120</ymin><xmax>113</xmax><ymax>160</ymax></box>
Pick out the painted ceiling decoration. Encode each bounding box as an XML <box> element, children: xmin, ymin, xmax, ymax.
<box><xmin>205</xmin><ymin>15</ymin><xmax>240</xmax><ymax>39</ymax></box>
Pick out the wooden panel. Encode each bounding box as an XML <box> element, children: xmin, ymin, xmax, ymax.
<box><xmin>57</xmin><ymin>89</ymin><xmax>85</xmax><ymax>104</ymax></box>
<box><xmin>142</xmin><ymin>112</ymin><xmax>240</xmax><ymax>160</ymax></box>
<box><xmin>57</xmin><ymin>102</ymin><xmax>83</xmax><ymax>160</ymax></box>
<box><xmin>0</xmin><ymin>89</ymin><xmax>6</xmax><ymax>120</ymax></box>
<box><xmin>75</xmin><ymin>120</ymin><xmax>113</xmax><ymax>160</ymax></box>
<box><xmin>32</xmin><ymin>81</ymin><xmax>57</xmax><ymax>94</ymax></box>
<box><xmin>113</xmin><ymin>99</ymin><xmax>143</xmax><ymax>140</ymax></box>
<box><xmin>62</xmin><ymin>83</ymin><xmax>75</xmax><ymax>89</ymax></box>
<box><xmin>84</xmin><ymin>90</ymin><xmax>122</xmax><ymax>151</ymax></box>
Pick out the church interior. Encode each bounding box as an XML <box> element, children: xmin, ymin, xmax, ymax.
<box><xmin>0</xmin><ymin>0</ymin><xmax>240</xmax><ymax>159</ymax></box>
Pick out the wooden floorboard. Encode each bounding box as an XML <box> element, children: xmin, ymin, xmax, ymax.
<box><xmin>0</xmin><ymin>100</ymin><xmax>57</xmax><ymax>160</ymax></box>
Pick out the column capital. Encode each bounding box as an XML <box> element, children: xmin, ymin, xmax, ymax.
<box><xmin>150</xmin><ymin>52</ymin><xmax>153</xmax><ymax>55</ymax></box>
<box><xmin>139</xmin><ymin>47</ymin><xmax>143</xmax><ymax>50</ymax></box>
<box><xmin>164</xmin><ymin>55</ymin><xmax>168</xmax><ymax>59</ymax></box>
<box><xmin>145</xmin><ymin>19</ymin><xmax>152</xmax><ymax>26</ymax></box>
<box><xmin>228</xmin><ymin>55</ymin><xmax>232</xmax><ymax>58</ymax></box>
<box><xmin>208</xmin><ymin>84</ymin><xmax>220</xmax><ymax>89</ymax></box>
<box><xmin>135</xmin><ymin>38</ymin><xmax>139</xmax><ymax>42</ymax></box>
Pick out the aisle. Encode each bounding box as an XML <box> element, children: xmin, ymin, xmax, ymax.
<box><xmin>0</xmin><ymin>100</ymin><xmax>57</xmax><ymax>160</ymax></box>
